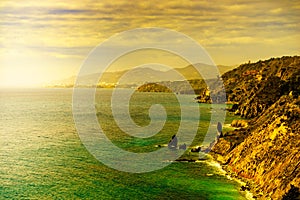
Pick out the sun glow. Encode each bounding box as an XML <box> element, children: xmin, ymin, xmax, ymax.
<box><xmin>0</xmin><ymin>0</ymin><xmax>299</xmax><ymax>87</ymax></box>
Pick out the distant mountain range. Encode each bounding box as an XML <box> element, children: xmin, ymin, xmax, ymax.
<box><xmin>46</xmin><ymin>64</ymin><xmax>236</xmax><ymax>87</ymax></box>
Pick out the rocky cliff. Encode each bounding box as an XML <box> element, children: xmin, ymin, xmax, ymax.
<box><xmin>208</xmin><ymin>56</ymin><xmax>300</xmax><ymax>199</ymax></box>
<box><xmin>212</xmin><ymin>95</ymin><xmax>300</xmax><ymax>199</ymax></box>
<box><xmin>197</xmin><ymin>56</ymin><xmax>300</xmax><ymax>118</ymax></box>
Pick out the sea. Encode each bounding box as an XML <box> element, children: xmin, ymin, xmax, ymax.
<box><xmin>0</xmin><ymin>88</ymin><xmax>247</xmax><ymax>199</ymax></box>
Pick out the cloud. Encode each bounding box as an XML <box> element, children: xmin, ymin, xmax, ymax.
<box><xmin>47</xmin><ymin>9</ymin><xmax>93</xmax><ymax>15</ymax></box>
<box><xmin>0</xmin><ymin>0</ymin><xmax>299</xmax><ymax>86</ymax></box>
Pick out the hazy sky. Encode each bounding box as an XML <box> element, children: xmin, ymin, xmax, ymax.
<box><xmin>0</xmin><ymin>0</ymin><xmax>299</xmax><ymax>87</ymax></box>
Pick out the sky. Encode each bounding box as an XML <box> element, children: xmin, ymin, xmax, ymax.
<box><xmin>0</xmin><ymin>0</ymin><xmax>299</xmax><ymax>87</ymax></box>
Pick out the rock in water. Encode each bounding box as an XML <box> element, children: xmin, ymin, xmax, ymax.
<box><xmin>179</xmin><ymin>143</ymin><xmax>186</xmax><ymax>150</ymax></box>
<box><xmin>168</xmin><ymin>135</ymin><xmax>178</xmax><ymax>149</ymax></box>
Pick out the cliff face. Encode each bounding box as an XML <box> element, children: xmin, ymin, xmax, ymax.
<box><xmin>209</xmin><ymin>56</ymin><xmax>300</xmax><ymax>199</ymax></box>
<box><xmin>213</xmin><ymin>95</ymin><xmax>300</xmax><ymax>199</ymax></box>
<box><xmin>197</xmin><ymin>56</ymin><xmax>300</xmax><ymax>118</ymax></box>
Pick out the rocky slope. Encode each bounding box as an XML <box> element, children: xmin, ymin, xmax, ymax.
<box><xmin>208</xmin><ymin>56</ymin><xmax>300</xmax><ymax>199</ymax></box>
<box><xmin>197</xmin><ymin>56</ymin><xmax>300</xmax><ymax>118</ymax></box>
<box><xmin>212</xmin><ymin>95</ymin><xmax>300</xmax><ymax>199</ymax></box>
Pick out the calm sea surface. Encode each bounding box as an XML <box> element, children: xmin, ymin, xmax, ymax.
<box><xmin>0</xmin><ymin>88</ymin><xmax>246</xmax><ymax>199</ymax></box>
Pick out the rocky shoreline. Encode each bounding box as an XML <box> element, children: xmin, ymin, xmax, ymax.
<box><xmin>194</xmin><ymin>56</ymin><xmax>300</xmax><ymax>199</ymax></box>
<box><xmin>166</xmin><ymin>56</ymin><xmax>300</xmax><ymax>199</ymax></box>
<box><xmin>207</xmin><ymin>158</ymin><xmax>256</xmax><ymax>200</ymax></box>
<box><xmin>210</xmin><ymin>151</ymin><xmax>264</xmax><ymax>199</ymax></box>
<box><xmin>175</xmin><ymin>150</ymin><xmax>256</xmax><ymax>199</ymax></box>
<box><xmin>209</xmin><ymin>95</ymin><xmax>300</xmax><ymax>199</ymax></box>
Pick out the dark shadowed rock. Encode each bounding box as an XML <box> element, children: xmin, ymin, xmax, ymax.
<box><xmin>190</xmin><ymin>146</ymin><xmax>201</xmax><ymax>152</ymax></box>
<box><xmin>282</xmin><ymin>185</ymin><xmax>300</xmax><ymax>200</ymax></box>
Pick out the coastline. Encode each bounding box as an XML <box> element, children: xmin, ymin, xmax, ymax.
<box><xmin>203</xmin><ymin>154</ymin><xmax>255</xmax><ymax>200</ymax></box>
<box><xmin>208</xmin><ymin>153</ymin><xmax>261</xmax><ymax>200</ymax></box>
<box><xmin>176</xmin><ymin>150</ymin><xmax>255</xmax><ymax>200</ymax></box>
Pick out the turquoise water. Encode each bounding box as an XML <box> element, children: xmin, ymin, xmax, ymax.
<box><xmin>0</xmin><ymin>88</ymin><xmax>246</xmax><ymax>199</ymax></box>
